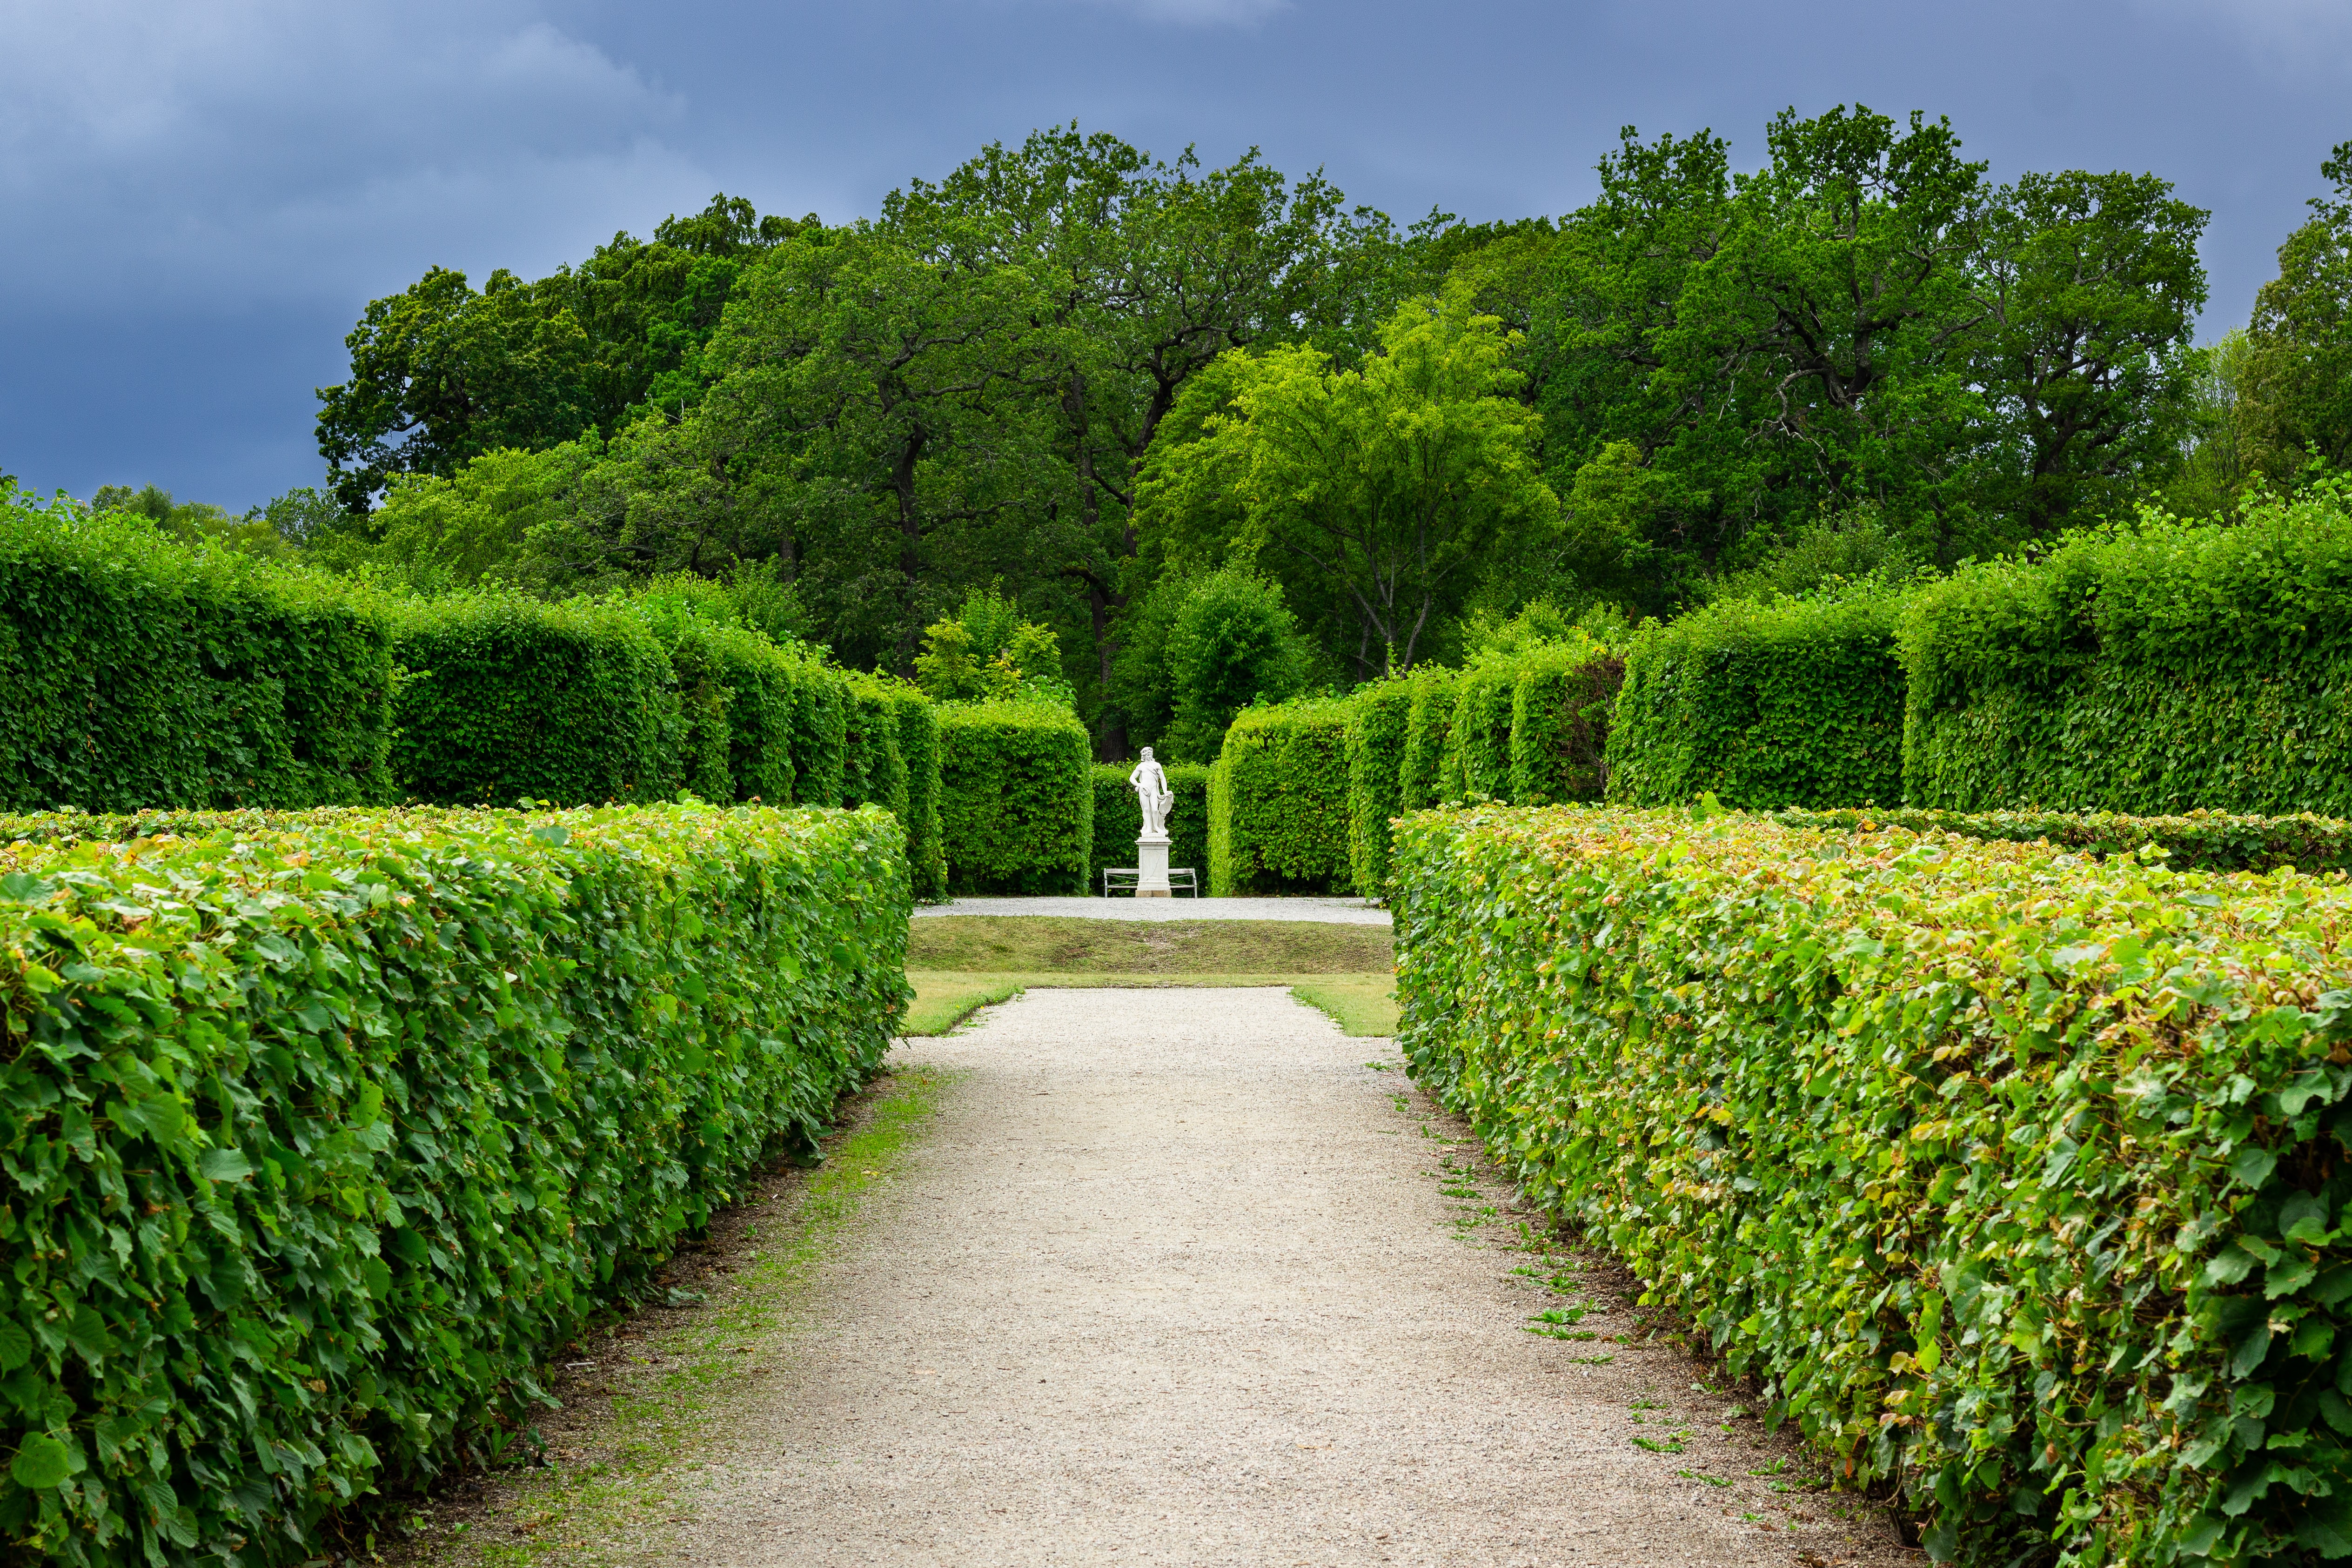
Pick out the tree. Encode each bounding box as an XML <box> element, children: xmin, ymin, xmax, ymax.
<box><xmin>2243</xmin><ymin>142</ymin><xmax>2352</xmax><ymax>473</ymax></box>
<box><xmin>1970</xmin><ymin>169</ymin><xmax>2209</xmax><ymax>534</ymax></box>
<box><xmin>1162</xmin><ymin>570</ymin><xmax>1312</xmax><ymax>761</ymax></box>
<box><xmin>701</xmin><ymin>222</ymin><xmax>1061</xmax><ymax>670</ymax></box>
<box><xmin>1140</xmin><ymin>283</ymin><xmax>1560</xmax><ymax>676</ymax></box>
<box><xmin>315</xmin><ymin>194</ymin><xmax>811</xmax><ymax>513</ymax></box>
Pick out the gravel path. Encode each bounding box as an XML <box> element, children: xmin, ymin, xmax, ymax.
<box><xmin>914</xmin><ymin>896</ymin><xmax>1391</xmax><ymax>924</ymax></box>
<box><xmin>638</xmin><ymin>988</ymin><xmax>1908</xmax><ymax>1568</ymax></box>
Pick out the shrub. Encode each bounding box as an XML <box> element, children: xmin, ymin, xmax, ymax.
<box><xmin>0</xmin><ymin>801</ymin><xmax>909</xmax><ymax>1565</ymax></box>
<box><xmin>1777</xmin><ymin>805</ymin><xmax>2352</xmax><ymax>875</ymax></box>
<box><xmin>840</xmin><ymin>674</ymin><xmax>911</xmax><ymax>824</ymax></box>
<box><xmin>1902</xmin><ymin>486</ymin><xmax>2352</xmax><ymax>814</ymax></box>
<box><xmin>0</xmin><ymin>491</ymin><xmax>395</xmax><ymax>812</ymax></box>
<box><xmin>392</xmin><ymin>594</ymin><xmax>678</xmax><ymax>806</ymax></box>
<box><xmin>935</xmin><ymin>701</ymin><xmax>1092</xmax><ymax>894</ymax></box>
<box><xmin>1207</xmin><ymin>698</ymin><xmax>1354</xmax><ymax>895</ymax></box>
<box><xmin>1344</xmin><ymin>678</ymin><xmax>1415</xmax><ymax>897</ymax></box>
<box><xmin>884</xmin><ymin>682</ymin><xmax>948</xmax><ymax>902</ymax></box>
<box><xmin>1398</xmin><ymin>666</ymin><xmax>1461</xmax><ymax>811</ymax></box>
<box><xmin>1606</xmin><ymin>586</ymin><xmax>1909</xmax><ymax>809</ymax></box>
<box><xmin>1395</xmin><ymin>804</ymin><xmax>2352</xmax><ymax>1566</ymax></box>
<box><xmin>1164</xmin><ymin>569</ymin><xmax>1313</xmax><ymax>762</ymax></box>
<box><xmin>1089</xmin><ymin>761</ymin><xmax>1211</xmax><ymax>893</ymax></box>
<box><xmin>1508</xmin><ymin>637</ymin><xmax>1623</xmax><ymax>806</ymax></box>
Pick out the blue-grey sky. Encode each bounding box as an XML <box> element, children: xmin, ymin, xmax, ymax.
<box><xmin>3</xmin><ymin>0</ymin><xmax>2345</xmax><ymax>511</ymax></box>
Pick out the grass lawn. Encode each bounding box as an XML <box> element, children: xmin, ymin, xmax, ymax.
<box><xmin>906</xmin><ymin>916</ymin><xmax>1391</xmax><ymax>974</ymax></box>
<box><xmin>901</xmin><ymin>917</ymin><xmax>1398</xmax><ymax>1038</ymax></box>
<box><xmin>902</xmin><ymin>971</ymin><xmax>1397</xmax><ymax>1038</ymax></box>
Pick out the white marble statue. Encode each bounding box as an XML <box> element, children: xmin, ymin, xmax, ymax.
<box><xmin>1129</xmin><ymin>747</ymin><xmax>1173</xmax><ymax>838</ymax></box>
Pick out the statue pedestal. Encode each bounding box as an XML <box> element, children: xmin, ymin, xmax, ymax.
<box><xmin>1136</xmin><ymin>833</ymin><xmax>1172</xmax><ymax>898</ymax></box>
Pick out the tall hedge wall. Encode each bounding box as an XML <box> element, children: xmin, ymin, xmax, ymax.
<box><xmin>0</xmin><ymin>802</ymin><xmax>908</xmax><ymax>1566</ymax></box>
<box><xmin>392</xmin><ymin>595</ymin><xmax>678</xmax><ymax>806</ymax></box>
<box><xmin>1207</xmin><ymin>698</ymin><xmax>1353</xmax><ymax>896</ymax></box>
<box><xmin>1398</xmin><ymin>666</ymin><xmax>1461</xmax><ymax>812</ymax></box>
<box><xmin>936</xmin><ymin>701</ymin><xmax>1092</xmax><ymax>895</ymax></box>
<box><xmin>0</xmin><ymin>494</ymin><xmax>395</xmax><ymax>813</ymax></box>
<box><xmin>1509</xmin><ymin>638</ymin><xmax>1623</xmax><ymax>807</ymax></box>
<box><xmin>1606</xmin><ymin>588</ymin><xmax>1908</xmax><ymax>810</ymax></box>
<box><xmin>1088</xmin><ymin>761</ymin><xmax>1211</xmax><ymax>892</ymax></box>
<box><xmin>1903</xmin><ymin>489</ymin><xmax>2352</xmax><ymax>815</ymax></box>
<box><xmin>1343</xmin><ymin>678</ymin><xmax>1415</xmax><ymax>897</ymax></box>
<box><xmin>1451</xmin><ymin>660</ymin><xmax>1520</xmax><ymax>803</ymax></box>
<box><xmin>885</xmin><ymin>682</ymin><xmax>948</xmax><ymax>902</ymax></box>
<box><xmin>840</xmin><ymin>673</ymin><xmax>911</xmax><ymax>824</ymax></box>
<box><xmin>1396</xmin><ymin>804</ymin><xmax>2352</xmax><ymax>1566</ymax></box>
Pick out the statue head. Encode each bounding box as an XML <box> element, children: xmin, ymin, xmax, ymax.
<box><xmin>1139</xmin><ymin>746</ymin><xmax>1155</xmax><ymax>762</ymax></box>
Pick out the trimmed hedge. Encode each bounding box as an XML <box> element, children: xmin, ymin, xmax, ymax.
<box><xmin>1207</xmin><ymin>698</ymin><xmax>1354</xmax><ymax>896</ymax></box>
<box><xmin>1509</xmin><ymin>638</ymin><xmax>1622</xmax><ymax>807</ymax></box>
<box><xmin>1778</xmin><ymin>806</ymin><xmax>2352</xmax><ymax>876</ymax></box>
<box><xmin>1452</xmin><ymin>660</ymin><xmax>1521</xmax><ymax>803</ymax></box>
<box><xmin>0</xmin><ymin>493</ymin><xmax>395</xmax><ymax>813</ymax></box>
<box><xmin>1396</xmin><ymin>803</ymin><xmax>2352</xmax><ymax>1565</ymax></box>
<box><xmin>840</xmin><ymin>674</ymin><xmax>910</xmax><ymax>824</ymax></box>
<box><xmin>1088</xmin><ymin>762</ymin><xmax>1211</xmax><ymax>893</ymax></box>
<box><xmin>658</xmin><ymin>619</ymin><xmax>806</xmax><ymax>806</ymax></box>
<box><xmin>1903</xmin><ymin>490</ymin><xmax>2352</xmax><ymax>816</ymax></box>
<box><xmin>884</xmin><ymin>682</ymin><xmax>948</xmax><ymax>902</ymax></box>
<box><xmin>783</xmin><ymin>657</ymin><xmax>849</xmax><ymax>811</ymax></box>
<box><xmin>1344</xmin><ymin>678</ymin><xmax>1415</xmax><ymax>897</ymax></box>
<box><xmin>1398</xmin><ymin>666</ymin><xmax>1461</xmax><ymax>812</ymax></box>
<box><xmin>0</xmin><ymin>802</ymin><xmax>908</xmax><ymax>1565</ymax></box>
<box><xmin>391</xmin><ymin>595</ymin><xmax>677</xmax><ymax>806</ymax></box>
<box><xmin>1606</xmin><ymin>588</ymin><xmax>1908</xmax><ymax>810</ymax></box>
<box><xmin>936</xmin><ymin>702</ymin><xmax>1092</xmax><ymax>895</ymax></box>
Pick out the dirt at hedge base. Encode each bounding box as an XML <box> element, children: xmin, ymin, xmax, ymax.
<box><xmin>412</xmin><ymin>986</ymin><xmax>1921</xmax><ymax>1568</ymax></box>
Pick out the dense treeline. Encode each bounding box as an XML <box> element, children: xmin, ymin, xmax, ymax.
<box><xmin>67</xmin><ymin>115</ymin><xmax>2352</xmax><ymax>758</ymax></box>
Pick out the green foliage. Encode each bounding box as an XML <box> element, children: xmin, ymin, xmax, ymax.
<box><xmin>1397</xmin><ymin>665</ymin><xmax>1461</xmax><ymax>812</ymax></box>
<box><xmin>1395</xmin><ymin>803</ymin><xmax>2352</xmax><ymax>1567</ymax></box>
<box><xmin>2242</xmin><ymin>141</ymin><xmax>2352</xmax><ymax>475</ymax></box>
<box><xmin>1207</xmin><ymin>698</ymin><xmax>1354</xmax><ymax>896</ymax></box>
<box><xmin>1088</xmin><ymin>762</ymin><xmax>1210</xmax><ymax>892</ymax></box>
<box><xmin>0</xmin><ymin>801</ymin><xmax>908</xmax><ymax>1566</ymax></box>
<box><xmin>935</xmin><ymin>702</ymin><xmax>1093</xmax><ymax>894</ymax></box>
<box><xmin>1777</xmin><ymin>805</ymin><xmax>2352</xmax><ymax>874</ymax></box>
<box><xmin>1541</xmin><ymin>110</ymin><xmax>2208</xmax><ymax>599</ymax></box>
<box><xmin>912</xmin><ymin>587</ymin><xmax>1068</xmax><ymax>706</ymax></box>
<box><xmin>882</xmin><ymin>681</ymin><xmax>948</xmax><ymax>901</ymax></box>
<box><xmin>1508</xmin><ymin>636</ymin><xmax>1623</xmax><ymax>806</ymax></box>
<box><xmin>0</xmin><ymin>491</ymin><xmax>395</xmax><ymax>813</ymax></box>
<box><xmin>1450</xmin><ymin>659</ymin><xmax>1521</xmax><ymax>801</ymax></box>
<box><xmin>317</xmin><ymin>196</ymin><xmax>809</xmax><ymax>512</ymax></box>
<box><xmin>1901</xmin><ymin>482</ymin><xmax>2352</xmax><ymax>815</ymax></box>
<box><xmin>390</xmin><ymin>594</ymin><xmax>678</xmax><ymax>806</ymax></box>
<box><xmin>1163</xmin><ymin>569</ymin><xmax>1313</xmax><ymax>762</ymax></box>
<box><xmin>1139</xmin><ymin>281</ymin><xmax>1561</xmax><ymax>679</ymax></box>
<box><xmin>840</xmin><ymin>673</ymin><xmax>911</xmax><ymax>824</ymax></box>
<box><xmin>1606</xmin><ymin>585</ymin><xmax>1910</xmax><ymax>810</ymax></box>
<box><xmin>1343</xmin><ymin>678</ymin><xmax>1416</xmax><ymax>897</ymax></box>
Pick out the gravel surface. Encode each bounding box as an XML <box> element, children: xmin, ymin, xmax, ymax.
<box><xmin>914</xmin><ymin>896</ymin><xmax>1391</xmax><ymax>924</ymax></box>
<box><xmin>628</xmin><ymin>987</ymin><xmax>1910</xmax><ymax>1568</ymax></box>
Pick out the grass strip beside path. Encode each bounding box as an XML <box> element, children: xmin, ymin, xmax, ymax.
<box><xmin>907</xmin><ymin>916</ymin><xmax>1392</xmax><ymax>974</ymax></box>
<box><xmin>904</xmin><ymin>970</ymin><xmax>1398</xmax><ymax>1038</ymax></box>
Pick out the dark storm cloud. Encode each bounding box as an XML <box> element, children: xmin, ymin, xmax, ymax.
<box><xmin>2</xmin><ymin>0</ymin><xmax>2343</xmax><ymax>509</ymax></box>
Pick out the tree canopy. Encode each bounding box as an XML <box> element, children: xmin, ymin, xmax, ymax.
<box><xmin>80</xmin><ymin>111</ymin><xmax>2352</xmax><ymax>761</ymax></box>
